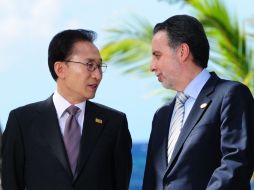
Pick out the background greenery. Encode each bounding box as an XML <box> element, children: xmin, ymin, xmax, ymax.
<box><xmin>101</xmin><ymin>0</ymin><xmax>254</xmax><ymax>96</ymax></box>
<box><xmin>100</xmin><ymin>0</ymin><xmax>254</xmax><ymax>181</ymax></box>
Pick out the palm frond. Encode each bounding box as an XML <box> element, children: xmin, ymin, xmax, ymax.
<box><xmin>187</xmin><ymin>0</ymin><xmax>254</xmax><ymax>92</ymax></box>
<box><xmin>101</xmin><ymin>0</ymin><xmax>254</xmax><ymax>99</ymax></box>
<box><xmin>101</xmin><ymin>15</ymin><xmax>153</xmax><ymax>76</ymax></box>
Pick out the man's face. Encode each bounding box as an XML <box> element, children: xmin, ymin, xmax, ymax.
<box><xmin>150</xmin><ymin>31</ymin><xmax>182</xmax><ymax>90</ymax></box>
<box><xmin>58</xmin><ymin>41</ymin><xmax>102</xmax><ymax>103</ymax></box>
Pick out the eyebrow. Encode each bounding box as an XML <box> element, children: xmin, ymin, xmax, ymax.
<box><xmin>85</xmin><ymin>58</ymin><xmax>103</xmax><ymax>64</ymax></box>
<box><xmin>152</xmin><ymin>51</ymin><xmax>161</xmax><ymax>55</ymax></box>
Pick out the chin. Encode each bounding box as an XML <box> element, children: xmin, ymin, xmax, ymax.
<box><xmin>162</xmin><ymin>83</ymin><xmax>173</xmax><ymax>90</ymax></box>
<box><xmin>87</xmin><ymin>94</ymin><xmax>96</xmax><ymax>100</ymax></box>
<box><xmin>161</xmin><ymin>83</ymin><xmax>169</xmax><ymax>89</ymax></box>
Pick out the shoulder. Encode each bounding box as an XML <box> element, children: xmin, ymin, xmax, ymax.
<box><xmin>5</xmin><ymin>98</ymin><xmax>50</xmax><ymax>133</ymax></box>
<box><xmin>8</xmin><ymin>98</ymin><xmax>50</xmax><ymax>119</ymax></box>
<box><xmin>12</xmin><ymin>101</ymin><xmax>42</xmax><ymax>112</ymax></box>
<box><xmin>209</xmin><ymin>72</ymin><xmax>249</xmax><ymax>93</ymax></box>
<box><xmin>153</xmin><ymin>99</ymin><xmax>174</xmax><ymax>119</ymax></box>
<box><xmin>87</xmin><ymin>101</ymin><xmax>126</xmax><ymax>118</ymax></box>
<box><xmin>87</xmin><ymin>101</ymin><xmax>129</xmax><ymax>133</ymax></box>
<box><xmin>215</xmin><ymin>78</ymin><xmax>252</xmax><ymax>98</ymax></box>
<box><xmin>209</xmin><ymin>78</ymin><xmax>254</xmax><ymax>112</ymax></box>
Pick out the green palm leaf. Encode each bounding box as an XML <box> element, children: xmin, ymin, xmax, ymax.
<box><xmin>190</xmin><ymin>0</ymin><xmax>253</xmax><ymax>91</ymax></box>
<box><xmin>101</xmin><ymin>15</ymin><xmax>153</xmax><ymax>76</ymax></box>
<box><xmin>101</xmin><ymin>0</ymin><xmax>254</xmax><ymax>95</ymax></box>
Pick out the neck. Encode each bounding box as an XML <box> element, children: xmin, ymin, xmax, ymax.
<box><xmin>56</xmin><ymin>84</ymin><xmax>86</xmax><ymax>105</ymax></box>
<box><xmin>176</xmin><ymin>64</ymin><xmax>203</xmax><ymax>92</ymax></box>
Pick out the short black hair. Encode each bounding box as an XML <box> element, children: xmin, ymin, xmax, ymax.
<box><xmin>48</xmin><ymin>29</ymin><xmax>97</xmax><ymax>80</ymax></box>
<box><xmin>154</xmin><ymin>15</ymin><xmax>209</xmax><ymax>68</ymax></box>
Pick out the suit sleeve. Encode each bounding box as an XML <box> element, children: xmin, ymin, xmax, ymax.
<box><xmin>2</xmin><ymin>110</ymin><xmax>25</xmax><ymax>190</ymax></box>
<box><xmin>113</xmin><ymin>114</ymin><xmax>132</xmax><ymax>190</ymax></box>
<box><xmin>206</xmin><ymin>84</ymin><xmax>254</xmax><ymax>190</ymax></box>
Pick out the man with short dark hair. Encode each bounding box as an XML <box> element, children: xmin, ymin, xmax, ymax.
<box><xmin>143</xmin><ymin>15</ymin><xmax>254</xmax><ymax>190</ymax></box>
<box><xmin>2</xmin><ymin>29</ymin><xmax>132</xmax><ymax>190</ymax></box>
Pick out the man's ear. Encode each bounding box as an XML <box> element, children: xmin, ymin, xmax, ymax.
<box><xmin>179</xmin><ymin>43</ymin><xmax>190</xmax><ymax>62</ymax></box>
<box><xmin>54</xmin><ymin>61</ymin><xmax>66</xmax><ymax>79</ymax></box>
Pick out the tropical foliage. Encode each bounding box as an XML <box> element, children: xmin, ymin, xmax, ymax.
<box><xmin>101</xmin><ymin>15</ymin><xmax>153</xmax><ymax>77</ymax></box>
<box><xmin>173</xmin><ymin>0</ymin><xmax>254</xmax><ymax>93</ymax></box>
<box><xmin>101</xmin><ymin>0</ymin><xmax>254</xmax><ymax>181</ymax></box>
<box><xmin>101</xmin><ymin>0</ymin><xmax>254</xmax><ymax>182</ymax></box>
<box><xmin>101</xmin><ymin>0</ymin><xmax>254</xmax><ymax>95</ymax></box>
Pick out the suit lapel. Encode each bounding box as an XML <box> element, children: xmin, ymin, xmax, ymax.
<box><xmin>74</xmin><ymin>101</ymin><xmax>105</xmax><ymax>180</ymax></box>
<box><xmin>158</xmin><ymin>101</ymin><xmax>175</xmax><ymax>171</ymax></box>
<box><xmin>166</xmin><ymin>73</ymin><xmax>219</xmax><ymax>169</ymax></box>
<box><xmin>35</xmin><ymin>96</ymin><xmax>72</xmax><ymax>177</ymax></box>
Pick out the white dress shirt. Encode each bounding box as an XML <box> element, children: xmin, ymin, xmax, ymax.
<box><xmin>177</xmin><ymin>69</ymin><xmax>211</xmax><ymax>125</ymax></box>
<box><xmin>53</xmin><ymin>91</ymin><xmax>86</xmax><ymax>135</ymax></box>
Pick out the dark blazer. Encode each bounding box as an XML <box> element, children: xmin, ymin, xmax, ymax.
<box><xmin>2</xmin><ymin>97</ymin><xmax>132</xmax><ymax>190</ymax></box>
<box><xmin>143</xmin><ymin>73</ymin><xmax>254</xmax><ymax>190</ymax></box>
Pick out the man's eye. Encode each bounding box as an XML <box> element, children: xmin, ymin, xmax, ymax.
<box><xmin>87</xmin><ymin>63</ymin><xmax>95</xmax><ymax>68</ymax></box>
<box><xmin>154</xmin><ymin>54</ymin><xmax>161</xmax><ymax>58</ymax></box>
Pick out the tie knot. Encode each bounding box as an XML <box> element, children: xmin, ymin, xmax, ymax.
<box><xmin>176</xmin><ymin>92</ymin><xmax>189</xmax><ymax>104</ymax></box>
<box><xmin>66</xmin><ymin>105</ymin><xmax>80</xmax><ymax>115</ymax></box>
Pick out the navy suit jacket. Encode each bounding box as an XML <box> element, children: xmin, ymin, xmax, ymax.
<box><xmin>143</xmin><ymin>73</ymin><xmax>254</xmax><ymax>190</ymax></box>
<box><xmin>2</xmin><ymin>97</ymin><xmax>132</xmax><ymax>190</ymax></box>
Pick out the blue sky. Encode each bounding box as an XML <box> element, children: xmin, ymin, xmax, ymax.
<box><xmin>0</xmin><ymin>0</ymin><xmax>253</xmax><ymax>142</ymax></box>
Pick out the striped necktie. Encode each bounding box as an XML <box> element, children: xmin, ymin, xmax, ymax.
<box><xmin>167</xmin><ymin>92</ymin><xmax>189</xmax><ymax>163</ymax></box>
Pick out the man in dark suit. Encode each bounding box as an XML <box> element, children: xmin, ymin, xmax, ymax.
<box><xmin>2</xmin><ymin>29</ymin><xmax>132</xmax><ymax>190</ymax></box>
<box><xmin>142</xmin><ymin>15</ymin><xmax>254</xmax><ymax>190</ymax></box>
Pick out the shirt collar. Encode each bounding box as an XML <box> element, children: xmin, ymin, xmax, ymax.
<box><xmin>53</xmin><ymin>91</ymin><xmax>86</xmax><ymax>119</ymax></box>
<box><xmin>184</xmin><ymin>69</ymin><xmax>211</xmax><ymax>99</ymax></box>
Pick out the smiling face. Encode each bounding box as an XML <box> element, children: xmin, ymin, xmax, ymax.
<box><xmin>55</xmin><ymin>41</ymin><xmax>102</xmax><ymax>104</ymax></box>
<box><xmin>150</xmin><ymin>31</ymin><xmax>182</xmax><ymax>91</ymax></box>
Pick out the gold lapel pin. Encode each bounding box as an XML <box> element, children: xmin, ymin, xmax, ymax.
<box><xmin>95</xmin><ymin>118</ymin><xmax>103</xmax><ymax>124</ymax></box>
<box><xmin>200</xmin><ymin>103</ymin><xmax>208</xmax><ymax>109</ymax></box>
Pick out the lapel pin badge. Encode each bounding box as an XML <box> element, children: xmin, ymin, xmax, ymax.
<box><xmin>95</xmin><ymin>118</ymin><xmax>103</xmax><ymax>124</ymax></box>
<box><xmin>200</xmin><ymin>103</ymin><xmax>208</xmax><ymax>109</ymax></box>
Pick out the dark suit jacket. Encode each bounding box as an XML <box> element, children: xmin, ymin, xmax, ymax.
<box><xmin>2</xmin><ymin>97</ymin><xmax>132</xmax><ymax>190</ymax></box>
<box><xmin>143</xmin><ymin>73</ymin><xmax>254</xmax><ymax>190</ymax></box>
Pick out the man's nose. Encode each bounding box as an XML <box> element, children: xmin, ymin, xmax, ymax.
<box><xmin>150</xmin><ymin>60</ymin><xmax>157</xmax><ymax>72</ymax></box>
<box><xmin>91</xmin><ymin>68</ymin><xmax>102</xmax><ymax>80</ymax></box>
